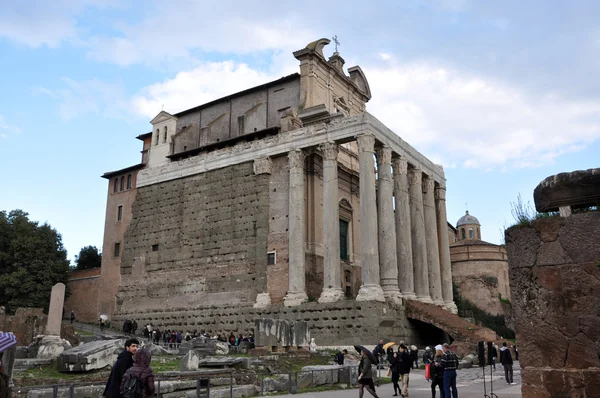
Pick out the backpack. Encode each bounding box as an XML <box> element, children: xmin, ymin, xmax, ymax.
<box><xmin>121</xmin><ymin>376</ymin><xmax>143</xmax><ymax>398</ymax></box>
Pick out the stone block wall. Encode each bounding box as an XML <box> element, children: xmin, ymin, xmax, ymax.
<box><xmin>113</xmin><ymin>300</ymin><xmax>423</xmax><ymax>346</ymax></box>
<box><xmin>64</xmin><ymin>268</ymin><xmax>101</xmax><ymax>323</ymax></box>
<box><xmin>505</xmin><ymin>212</ymin><xmax>600</xmax><ymax>397</ymax></box>
<box><xmin>115</xmin><ymin>162</ymin><xmax>269</xmax><ymax>314</ymax></box>
<box><xmin>0</xmin><ymin>307</ymin><xmax>47</xmax><ymax>345</ymax></box>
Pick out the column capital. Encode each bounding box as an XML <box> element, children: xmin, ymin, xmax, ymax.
<box><xmin>408</xmin><ymin>168</ymin><xmax>423</xmax><ymax>185</ymax></box>
<box><xmin>422</xmin><ymin>175</ymin><xmax>435</xmax><ymax>193</ymax></box>
<box><xmin>435</xmin><ymin>185</ymin><xmax>447</xmax><ymax>201</ymax></box>
<box><xmin>392</xmin><ymin>157</ymin><xmax>408</xmax><ymax>175</ymax></box>
<box><xmin>253</xmin><ymin>157</ymin><xmax>272</xmax><ymax>175</ymax></box>
<box><xmin>356</xmin><ymin>133</ymin><xmax>376</xmax><ymax>153</ymax></box>
<box><xmin>375</xmin><ymin>146</ymin><xmax>393</xmax><ymax>165</ymax></box>
<box><xmin>288</xmin><ymin>149</ymin><xmax>305</xmax><ymax>169</ymax></box>
<box><xmin>320</xmin><ymin>142</ymin><xmax>339</xmax><ymax>160</ymax></box>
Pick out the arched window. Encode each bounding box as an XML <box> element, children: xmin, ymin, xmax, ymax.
<box><xmin>127</xmin><ymin>174</ymin><xmax>132</xmax><ymax>189</ymax></box>
<box><xmin>469</xmin><ymin>228</ymin><xmax>474</xmax><ymax>239</ymax></box>
<box><xmin>155</xmin><ymin>129</ymin><xmax>159</xmax><ymax>145</ymax></box>
<box><xmin>113</xmin><ymin>178</ymin><xmax>118</xmax><ymax>193</ymax></box>
<box><xmin>163</xmin><ymin>126</ymin><xmax>167</xmax><ymax>143</ymax></box>
<box><xmin>120</xmin><ymin>176</ymin><xmax>124</xmax><ymax>191</ymax></box>
<box><xmin>461</xmin><ymin>228</ymin><xmax>466</xmax><ymax>239</ymax></box>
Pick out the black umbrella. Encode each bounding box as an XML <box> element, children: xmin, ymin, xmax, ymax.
<box><xmin>354</xmin><ymin>345</ymin><xmax>378</xmax><ymax>364</ymax></box>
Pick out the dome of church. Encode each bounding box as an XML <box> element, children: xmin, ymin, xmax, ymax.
<box><xmin>457</xmin><ymin>211</ymin><xmax>480</xmax><ymax>227</ymax></box>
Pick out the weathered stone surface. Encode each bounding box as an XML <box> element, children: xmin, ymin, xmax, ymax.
<box><xmin>46</xmin><ymin>283</ymin><xmax>65</xmax><ymax>336</ymax></box>
<box><xmin>14</xmin><ymin>358</ymin><xmax>52</xmax><ymax>372</ymax></box>
<box><xmin>27</xmin><ymin>385</ymin><xmax>105</xmax><ymax>398</ymax></box>
<box><xmin>254</xmin><ymin>319</ymin><xmax>309</xmax><ymax>347</ymax></box>
<box><xmin>180</xmin><ymin>350</ymin><xmax>201</xmax><ymax>371</ymax></box>
<box><xmin>506</xmin><ymin>209</ymin><xmax>600</xmax><ymax>396</ymax></box>
<box><xmin>57</xmin><ymin>339</ymin><xmax>123</xmax><ymax>372</ymax></box>
<box><xmin>533</xmin><ymin>168</ymin><xmax>600</xmax><ymax>212</ymax></box>
<box><xmin>198</xmin><ymin>357</ymin><xmax>243</xmax><ymax>369</ymax></box>
<box><xmin>214</xmin><ymin>342</ymin><xmax>229</xmax><ymax>355</ymax></box>
<box><xmin>36</xmin><ymin>335</ymin><xmax>72</xmax><ymax>360</ymax></box>
<box><xmin>297</xmin><ymin>365</ymin><xmax>342</xmax><ymax>388</ymax></box>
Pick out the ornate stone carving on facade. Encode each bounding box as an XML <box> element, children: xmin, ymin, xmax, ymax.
<box><xmin>356</xmin><ymin>134</ymin><xmax>376</xmax><ymax>153</ymax></box>
<box><xmin>320</xmin><ymin>142</ymin><xmax>339</xmax><ymax>161</ymax></box>
<box><xmin>422</xmin><ymin>175</ymin><xmax>435</xmax><ymax>193</ymax></box>
<box><xmin>392</xmin><ymin>157</ymin><xmax>408</xmax><ymax>176</ymax></box>
<box><xmin>288</xmin><ymin>149</ymin><xmax>305</xmax><ymax>169</ymax></box>
<box><xmin>408</xmin><ymin>168</ymin><xmax>423</xmax><ymax>185</ymax></box>
<box><xmin>253</xmin><ymin>157</ymin><xmax>272</xmax><ymax>175</ymax></box>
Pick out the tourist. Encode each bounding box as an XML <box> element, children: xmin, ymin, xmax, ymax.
<box><xmin>423</xmin><ymin>346</ymin><xmax>433</xmax><ymax>366</ymax></box>
<box><xmin>358</xmin><ymin>350</ymin><xmax>380</xmax><ymax>398</ymax></box>
<box><xmin>0</xmin><ymin>361</ymin><xmax>9</xmax><ymax>398</ymax></box>
<box><xmin>397</xmin><ymin>344</ymin><xmax>411</xmax><ymax>397</ymax></box>
<box><xmin>176</xmin><ymin>330</ymin><xmax>182</xmax><ymax>345</ymax></box>
<box><xmin>386</xmin><ymin>346</ymin><xmax>395</xmax><ymax>365</ymax></box>
<box><xmin>390</xmin><ymin>351</ymin><xmax>401</xmax><ymax>396</ymax></box>
<box><xmin>120</xmin><ymin>348</ymin><xmax>155</xmax><ymax>398</ymax></box>
<box><xmin>132</xmin><ymin>320</ymin><xmax>138</xmax><ymax>335</ymax></box>
<box><xmin>513</xmin><ymin>344</ymin><xmax>519</xmax><ymax>361</ymax></box>
<box><xmin>440</xmin><ymin>343</ymin><xmax>459</xmax><ymax>398</ymax></box>
<box><xmin>500</xmin><ymin>342</ymin><xmax>515</xmax><ymax>385</ymax></box>
<box><xmin>229</xmin><ymin>333</ymin><xmax>236</xmax><ymax>346</ymax></box>
<box><xmin>373</xmin><ymin>339</ymin><xmax>385</xmax><ymax>365</ymax></box>
<box><xmin>153</xmin><ymin>328</ymin><xmax>160</xmax><ymax>344</ymax></box>
<box><xmin>430</xmin><ymin>349</ymin><xmax>445</xmax><ymax>398</ymax></box>
<box><xmin>491</xmin><ymin>344</ymin><xmax>498</xmax><ymax>370</ymax></box>
<box><xmin>103</xmin><ymin>338</ymin><xmax>139</xmax><ymax>398</ymax></box>
<box><xmin>99</xmin><ymin>317</ymin><xmax>106</xmax><ymax>332</ymax></box>
<box><xmin>185</xmin><ymin>331</ymin><xmax>191</xmax><ymax>341</ymax></box>
<box><xmin>335</xmin><ymin>349</ymin><xmax>348</xmax><ymax>365</ymax></box>
<box><xmin>70</xmin><ymin>310</ymin><xmax>76</xmax><ymax>324</ymax></box>
<box><xmin>309</xmin><ymin>338</ymin><xmax>317</xmax><ymax>353</ymax></box>
<box><xmin>409</xmin><ymin>345</ymin><xmax>419</xmax><ymax>369</ymax></box>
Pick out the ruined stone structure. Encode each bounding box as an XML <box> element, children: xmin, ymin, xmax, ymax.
<box><xmin>506</xmin><ymin>168</ymin><xmax>600</xmax><ymax>397</ymax></box>
<box><xmin>450</xmin><ymin>211</ymin><xmax>511</xmax><ymax>316</ymax></box>
<box><xmin>74</xmin><ymin>38</ymin><xmax>461</xmax><ymax>344</ymax></box>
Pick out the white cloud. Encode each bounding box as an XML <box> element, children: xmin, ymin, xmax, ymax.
<box><xmin>364</xmin><ymin>60</ymin><xmax>600</xmax><ymax>169</ymax></box>
<box><xmin>0</xmin><ymin>116</ymin><xmax>21</xmax><ymax>137</ymax></box>
<box><xmin>379</xmin><ymin>53</ymin><xmax>392</xmax><ymax>61</ymax></box>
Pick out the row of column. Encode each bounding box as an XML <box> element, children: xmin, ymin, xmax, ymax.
<box><xmin>282</xmin><ymin>134</ymin><xmax>457</xmax><ymax>313</ymax></box>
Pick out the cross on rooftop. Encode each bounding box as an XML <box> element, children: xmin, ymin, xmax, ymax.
<box><xmin>332</xmin><ymin>35</ymin><xmax>340</xmax><ymax>52</ymax></box>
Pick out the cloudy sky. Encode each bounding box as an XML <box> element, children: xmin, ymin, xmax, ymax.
<box><xmin>1</xmin><ymin>0</ymin><xmax>599</xmax><ymax>261</ymax></box>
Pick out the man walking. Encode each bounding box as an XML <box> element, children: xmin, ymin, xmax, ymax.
<box><xmin>70</xmin><ymin>311</ymin><xmax>76</xmax><ymax>324</ymax></box>
<box><xmin>500</xmin><ymin>342</ymin><xmax>515</xmax><ymax>385</ymax></box>
<box><xmin>103</xmin><ymin>338</ymin><xmax>139</xmax><ymax>398</ymax></box>
<box><xmin>440</xmin><ymin>343</ymin><xmax>459</xmax><ymax>398</ymax></box>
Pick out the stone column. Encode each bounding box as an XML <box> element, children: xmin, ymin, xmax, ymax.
<box><xmin>435</xmin><ymin>185</ymin><xmax>458</xmax><ymax>313</ymax></box>
<box><xmin>318</xmin><ymin>142</ymin><xmax>344</xmax><ymax>303</ymax></box>
<box><xmin>253</xmin><ymin>157</ymin><xmax>272</xmax><ymax>308</ymax></box>
<box><xmin>47</xmin><ymin>282</ymin><xmax>66</xmax><ymax>335</ymax></box>
<box><xmin>423</xmin><ymin>176</ymin><xmax>444</xmax><ymax>305</ymax></box>
<box><xmin>376</xmin><ymin>146</ymin><xmax>402</xmax><ymax>303</ymax></box>
<box><xmin>356</xmin><ymin>134</ymin><xmax>385</xmax><ymax>302</ymax></box>
<box><xmin>284</xmin><ymin>149</ymin><xmax>309</xmax><ymax>307</ymax></box>
<box><xmin>393</xmin><ymin>157</ymin><xmax>416</xmax><ymax>299</ymax></box>
<box><xmin>408</xmin><ymin>168</ymin><xmax>432</xmax><ymax>303</ymax></box>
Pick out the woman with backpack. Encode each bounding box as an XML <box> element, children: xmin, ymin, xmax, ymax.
<box><xmin>430</xmin><ymin>349</ymin><xmax>445</xmax><ymax>398</ymax></box>
<box><xmin>120</xmin><ymin>348</ymin><xmax>155</xmax><ymax>398</ymax></box>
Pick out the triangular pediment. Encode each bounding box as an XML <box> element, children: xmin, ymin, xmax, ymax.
<box><xmin>150</xmin><ymin>111</ymin><xmax>177</xmax><ymax>125</ymax></box>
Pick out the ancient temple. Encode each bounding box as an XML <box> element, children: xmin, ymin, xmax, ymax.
<box><xmin>66</xmin><ymin>38</ymin><xmax>462</xmax><ymax>345</ymax></box>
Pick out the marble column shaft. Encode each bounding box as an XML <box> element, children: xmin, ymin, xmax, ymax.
<box><xmin>423</xmin><ymin>176</ymin><xmax>444</xmax><ymax>305</ymax></box>
<box><xmin>376</xmin><ymin>146</ymin><xmax>401</xmax><ymax>301</ymax></box>
<box><xmin>393</xmin><ymin>157</ymin><xmax>416</xmax><ymax>299</ymax></box>
<box><xmin>408</xmin><ymin>168</ymin><xmax>432</xmax><ymax>303</ymax></box>
<box><xmin>284</xmin><ymin>149</ymin><xmax>308</xmax><ymax>307</ymax></box>
<box><xmin>356</xmin><ymin>134</ymin><xmax>385</xmax><ymax>302</ymax></box>
<box><xmin>318</xmin><ymin>142</ymin><xmax>344</xmax><ymax>303</ymax></box>
<box><xmin>435</xmin><ymin>185</ymin><xmax>457</xmax><ymax>313</ymax></box>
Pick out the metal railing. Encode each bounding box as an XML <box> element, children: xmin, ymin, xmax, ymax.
<box><xmin>13</xmin><ymin>365</ymin><xmax>372</xmax><ymax>397</ymax></box>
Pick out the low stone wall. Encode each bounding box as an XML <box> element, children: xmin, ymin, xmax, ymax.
<box><xmin>505</xmin><ymin>212</ymin><xmax>600</xmax><ymax>397</ymax></box>
<box><xmin>113</xmin><ymin>300</ymin><xmax>423</xmax><ymax>346</ymax></box>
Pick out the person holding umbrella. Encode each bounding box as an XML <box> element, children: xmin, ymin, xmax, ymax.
<box><xmin>0</xmin><ymin>332</ymin><xmax>17</xmax><ymax>391</ymax></box>
<box><xmin>355</xmin><ymin>345</ymin><xmax>380</xmax><ymax>398</ymax></box>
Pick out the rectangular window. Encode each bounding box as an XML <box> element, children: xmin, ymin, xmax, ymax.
<box><xmin>340</xmin><ymin>219</ymin><xmax>349</xmax><ymax>261</ymax></box>
<box><xmin>127</xmin><ymin>174</ymin><xmax>132</xmax><ymax>189</ymax></box>
<box><xmin>117</xmin><ymin>205</ymin><xmax>123</xmax><ymax>222</ymax></box>
<box><xmin>238</xmin><ymin>115</ymin><xmax>245</xmax><ymax>135</ymax></box>
<box><xmin>267</xmin><ymin>252</ymin><xmax>276</xmax><ymax>265</ymax></box>
<box><xmin>113</xmin><ymin>242</ymin><xmax>121</xmax><ymax>257</ymax></box>
<box><xmin>113</xmin><ymin>179</ymin><xmax>118</xmax><ymax>193</ymax></box>
<box><xmin>152</xmin><ymin>244</ymin><xmax>159</xmax><ymax>252</ymax></box>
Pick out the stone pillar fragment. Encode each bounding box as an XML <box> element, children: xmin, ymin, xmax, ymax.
<box><xmin>423</xmin><ymin>176</ymin><xmax>444</xmax><ymax>305</ymax></box>
<box><xmin>435</xmin><ymin>185</ymin><xmax>457</xmax><ymax>313</ymax></box>
<box><xmin>318</xmin><ymin>142</ymin><xmax>344</xmax><ymax>303</ymax></box>
<box><xmin>284</xmin><ymin>149</ymin><xmax>309</xmax><ymax>307</ymax></box>
<box><xmin>408</xmin><ymin>169</ymin><xmax>432</xmax><ymax>303</ymax></box>
<box><xmin>47</xmin><ymin>282</ymin><xmax>66</xmax><ymax>336</ymax></box>
<box><xmin>356</xmin><ymin>134</ymin><xmax>385</xmax><ymax>302</ymax></box>
<box><xmin>393</xmin><ymin>157</ymin><xmax>416</xmax><ymax>299</ymax></box>
<box><xmin>376</xmin><ymin>146</ymin><xmax>402</xmax><ymax>303</ymax></box>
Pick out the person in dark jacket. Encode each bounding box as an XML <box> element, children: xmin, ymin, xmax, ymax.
<box><xmin>103</xmin><ymin>338</ymin><xmax>139</xmax><ymax>398</ymax></box>
<box><xmin>423</xmin><ymin>347</ymin><xmax>433</xmax><ymax>365</ymax></box>
<box><xmin>499</xmin><ymin>342</ymin><xmax>515</xmax><ymax>384</ymax></box>
<box><xmin>358</xmin><ymin>350</ymin><xmax>380</xmax><ymax>398</ymax></box>
<box><xmin>430</xmin><ymin>349</ymin><xmax>445</xmax><ymax>398</ymax></box>
<box><xmin>491</xmin><ymin>344</ymin><xmax>498</xmax><ymax>370</ymax></box>
<box><xmin>120</xmin><ymin>348</ymin><xmax>155</xmax><ymax>398</ymax></box>
<box><xmin>394</xmin><ymin>345</ymin><xmax>411</xmax><ymax>397</ymax></box>
<box><xmin>386</xmin><ymin>347</ymin><xmax>395</xmax><ymax>365</ymax></box>
<box><xmin>0</xmin><ymin>361</ymin><xmax>10</xmax><ymax>398</ymax></box>
<box><xmin>409</xmin><ymin>346</ymin><xmax>419</xmax><ymax>369</ymax></box>
<box><xmin>335</xmin><ymin>349</ymin><xmax>347</xmax><ymax>365</ymax></box>
<box><xmin>390</xmin><ymin>352</ymin><xmax>401</xmax><ymax>396</ymax></box>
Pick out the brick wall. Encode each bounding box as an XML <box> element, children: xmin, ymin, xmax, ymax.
<box><xmin>505</xmin><ymin>212</ymin><xmax>600</xmax><ymax>397</ymax></box>
<box><xmin>64</xmin><ymin>268</ymin><xmax>101</xmax><ymax>323</ymax></box>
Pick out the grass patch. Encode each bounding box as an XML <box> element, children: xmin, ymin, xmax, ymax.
<box><xmin>151</xmin><ymin>356</ymin><xmax>180</xmax><ymax>372</ymax></box>
<box><xmin>75</xmin><ymin>330</ymin><xmax>94</xmax><ymax>336</ymax></box>
<box><xmin>14</xmin><ymin>361</ymin><xmax>110</xmax><ymax>387</ymax></box>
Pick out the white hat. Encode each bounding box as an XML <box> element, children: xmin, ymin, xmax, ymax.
<box><xmin>426</xmin><ymin>347</ymin><xmax>431</xmax><ymax>350</ymax></box>
<box><xmin>435</xmin><ymin>344</ymin><xmax>443</xmax><ymax>351</ymax></box>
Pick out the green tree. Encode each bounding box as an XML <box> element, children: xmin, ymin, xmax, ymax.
<box><xmin>74</xmin><ymin>245</ymin><xmax>102</xmax><ymax>270</ymax></box>
<box><xmin>0</xmin><ymin>210</ymin><xmax>71</xmax><ymax>313</ymax></box>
